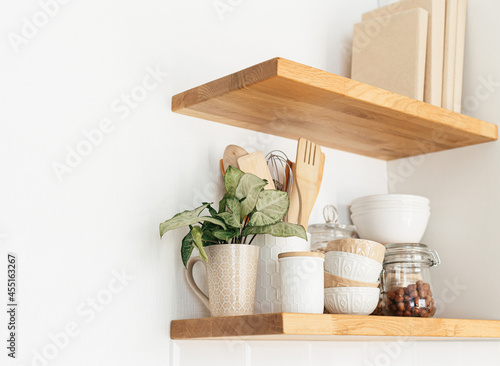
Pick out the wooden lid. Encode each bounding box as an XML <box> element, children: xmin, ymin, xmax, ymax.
<box><xmin>278</xmin><ymin>251</ymin><xmax>325</xmax><ymax>259</ymax></box>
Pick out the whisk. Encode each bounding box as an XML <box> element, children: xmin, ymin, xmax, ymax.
<box><xmin>265</xmin><ymin>150</ymin><xmax>293</xmax><ymax>194</ymax></box>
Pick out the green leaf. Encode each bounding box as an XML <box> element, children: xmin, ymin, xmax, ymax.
<box><xmin>181</xmin><ymin>232</ymin><xmax>195</xmax><ymax>268</ymax></box>
<box><xmin>160</xmin><ymin>203</ymin><xmax>211</xmax><ymax>237</ymax></box>
<box><xmin>198</xmin><ymin>216</ymin><xmax>227</xmax><ymax>230</ymax></box>
<box><xmin>226</xmin><ymin>197</ymin><xmax>241</xmax><ymax>221</ymax></box>
<box><xmin>218</xmin><ymin>212</ymin><xmax>241</xmax><ymax>229</ymax></box>
<box><xmin>235</xmin><ymin>173</ymin><xmax>267</xmax><ymax>219</ymax></box>
<box><xmin>218</xmin><ymin>192</ymin><xmax>230</xmax><ymax>214</ymax></box>
<box><xmin>212</xmin><ymin>229</ymin><xmax>238</xmax><ymax>242</ymax></box>
<box><xmin>242</xmin><ymin>222</ymin><xmax>307</xmax><ymax>240</ymax></box>
<box><xmin>224</xmin><ymin>166</ymin><xmax>245</xmax><ymax>196</ymax></box>
<box><xmin>191</xmin><ymin>226</ymin><xmax>208</xmax><ymax>262</ymax></box>
<box><xmin>203</xmin><ymin>202</ymin><xmax>218</xmax><ymax>218</ymax></box>
<box><xmin>249</xmin><ymin>190</ymin><xmax>289</xmax><ymax>226</ymax></box>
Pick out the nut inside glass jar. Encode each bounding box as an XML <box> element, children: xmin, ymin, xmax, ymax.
<box><xmin>382</xmin><ymin>265</ymin><xmax>436</xmax><ymax>317</ymax></box>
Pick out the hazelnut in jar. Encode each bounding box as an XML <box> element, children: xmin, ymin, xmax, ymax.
<box><xmin>381</xmin><ymin>244</ymin><xmax>440</xmax><ymax>318</ymax></box>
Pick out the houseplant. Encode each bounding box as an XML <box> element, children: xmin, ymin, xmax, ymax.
<box><xmin>159</xmin><ymin>166</ymin><xmax>306</xmax><ymax>316</ymax></box>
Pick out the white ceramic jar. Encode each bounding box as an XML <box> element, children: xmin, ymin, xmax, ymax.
<box><xmin>278</xmin><ymin>251</ymin><xmax>325</xmax><ymax>314</ymax></box>
<box><xmin>254</xmin><ymin>235</ymin><xmax>310</xmax><ymax>314</ymax></box>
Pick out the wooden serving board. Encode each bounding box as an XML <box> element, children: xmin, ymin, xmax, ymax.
<box><xmin>442</xmin><ymin>0</ymin><xmax>459</xmax><ymax>110</ymax></box>
<box><xmin>363</xmin><ymin>0</ymin><xmax>446</xmax><ymax>107</ymax></box>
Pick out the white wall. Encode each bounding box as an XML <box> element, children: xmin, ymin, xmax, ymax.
<box><xmin>0</xmin><ymin>1</ymin><xmax>498</xmax><ymax>366</ymax></box>
<box><xmin>388</xmin><ymin>0</ymin><xmax>500</xmax><ymax>322</ymax></box>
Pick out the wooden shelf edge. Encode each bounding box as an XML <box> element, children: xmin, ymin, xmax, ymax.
<box><xmin>274</xmin><ymin>58</ymin><xmax>498</xmax><ymax>142</ymax></box>
<box><xmin>170</xmin><ymin>57</ymin><xmax>498</xmax><ymax>160</ymax></box>
<box><xmin>171</xmin><ymin>313</ymin><xmax>500</xmax><ymax>341</ymax></box>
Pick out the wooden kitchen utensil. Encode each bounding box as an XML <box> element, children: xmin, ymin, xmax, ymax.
<box><xmin>220</xmin><ymin>159</ymin><xmax>225</xmax><ymax>177</ymax></box>
<box><xmin>295</xmin><ymin>138</ymin><xmax>322</xmax><ymax>232</ymax></box>
<box><xmin>237</xmin><ymin>151</ymin><xmax>276</xmax><ymax>190</ymax></box>
<box><xmin>313</xmin><ymin>152</ymin><xmax>325</xmax><ymax>201</ymax></box>
<box><xmin>287</xmin><ymin>162</ymin><xmax>299</xmax><ymax>224</ymax></box>
<box><xmin>223</xmin><ymin>145</ymin><xmax>248</xmax><ymax>172</ymax></box>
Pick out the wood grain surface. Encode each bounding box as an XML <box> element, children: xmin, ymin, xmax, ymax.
<box><xmin>171</xmin><ymin>313</ymin><xmax>500</xmax><ymax>340</ymax></box>
<box><xmin>171</xmin><ymin>57</ymin><xmax>497</xmax><ymax>160</ymax></box>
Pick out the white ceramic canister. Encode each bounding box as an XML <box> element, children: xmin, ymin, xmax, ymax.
<box><xmin>278</xmin><ymin>251</ymin><xmax>325</xmax><ymax>314</ymax></box>
<box><xmin>254</xmin><ymin>235</ymin><xmax>310</xmax><ymax>313</ymax></box>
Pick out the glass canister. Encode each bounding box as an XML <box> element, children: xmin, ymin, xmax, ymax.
<box><xmin>381</xmin><ymin>243</ymin><xmax>441</xmax><ymax>317</ymax></box>
<box><xmin>309</xmin><ymin>205</ymin><xmax>358</xmax><ymax>252</ymax></box>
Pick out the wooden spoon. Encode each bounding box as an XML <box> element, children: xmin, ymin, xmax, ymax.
<box><xmin>223</xmin><ymin>145</ymin><xmax>248</xmax><ymax>172</ymax></box>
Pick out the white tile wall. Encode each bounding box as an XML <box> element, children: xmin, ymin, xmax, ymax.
<box><xmin>174</xmin><ymin>340</ymin><xmax>500</xmax><ymax>366</ymax></box>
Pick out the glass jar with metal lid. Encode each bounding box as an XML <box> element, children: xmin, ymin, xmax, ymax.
<box><xmin>381</xmin><ymin>243</ymin><xmax>441</xmax><ymax>317</ymax></box>
<box><xmin>309</xmin><ymin>205</ymin><xmax>358</xmax><ymax>252</ymax></box>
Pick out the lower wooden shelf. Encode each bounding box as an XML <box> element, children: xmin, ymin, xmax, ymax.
<box><xmin>171</xmin><ymin>313</ymin><xmax>500</xmax><ymax>341</ymax></box>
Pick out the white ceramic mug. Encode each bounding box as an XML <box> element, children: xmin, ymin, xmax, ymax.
<box><xmin>185</xmin><ymin>244</ymin><xmax>259</xmax><ymax>317</ymax></box>
<box><xmin>278</xmin><ymin>251</ymin><xmax>325</xmax><ymax>314</ymax></box>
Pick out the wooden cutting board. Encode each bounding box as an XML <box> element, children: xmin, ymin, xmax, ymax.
<box><xmin>442</xmin><ymin>0</ymin><xmax>458</xmax><ymax>110</ymax></box>
<box><xmin>362</xmin><ymin>0</ymin><xmax>446</xmax><ymax>107</ymax></box>
<box><xmin>453</xmin><ymin>0</ymin><xmax>467</xmax><ymax>112</ymax></box>
<box><xmin>352</xmin><ymin>8</ymin><xmax>428</xmax><ymax>101</ymax></box>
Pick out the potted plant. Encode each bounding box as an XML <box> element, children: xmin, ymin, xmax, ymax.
<box><xmin>160</xmin><ymin>166</ymin><xmax>306</xmax><ymax>316</ymax></box>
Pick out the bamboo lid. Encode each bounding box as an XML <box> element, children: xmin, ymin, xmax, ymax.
<box><xmin>278</xmin><ymin>251</ymin><xmax>325</xmax><ymax>259</ymax></box>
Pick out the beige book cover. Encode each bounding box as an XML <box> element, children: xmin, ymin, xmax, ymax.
<box><xmin>442</xmin><ymin>0</ymin><xmax>458</xmax><ymax>110</ymax></box>
<box><xmin>453</xmin><ymin>0</ymin><xmax>467</xmax><ymax>112</ymax></box>
<box><xmin>362</xmin><ymin>0</ymin><xmax>446</xmax><ymax>107</ymax></box>
<box><xmin>352</xmin><ymin>8</ymin><xmax>429</xmax><ymax>101</ymax></box>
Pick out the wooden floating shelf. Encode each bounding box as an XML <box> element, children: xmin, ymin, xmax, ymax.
<box><xmin>172</xmin><ymin>57</ymin><xmax>497</xmax><ymax>160</ymax></box>
<box><xmin>171</xmin><ymin>313</ymin><xmax>500</xmax><ymax>341</ymax></box>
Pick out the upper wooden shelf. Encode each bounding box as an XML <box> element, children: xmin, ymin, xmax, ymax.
<box><xmin>171</xmin><ymin>313</ymin><xmax>500</xmax><ymax>341</ymax></box>
<box><xmin>172</xmin><ymin>57</ymin><xmax>497</xmax><ymax>160</ymax></box>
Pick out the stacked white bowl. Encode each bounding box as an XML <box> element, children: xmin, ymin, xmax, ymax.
<box><xmin>350</xmin><ymin>194</ymin><xmax>431</xmax><ymax>244</ymax></box>
<box><xmin>323</xmin><ymin>239</ymin><xmax>384</xmax><ymax>315</ymax></box>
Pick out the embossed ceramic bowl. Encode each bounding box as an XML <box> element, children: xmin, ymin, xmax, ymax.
<box><xmin>325</xmin><ymin>238</ymin><xmax>386</xmax><ymax>264</ymax></box>
<box><xmin>324</xmin><ymin>251</ymin><xmax>382</xmax><ymax>283</ymax></box>
<box><xmin>324</xmin><ymin>287</ymin><xmax>380</xmax><ymax>315</ymax></box>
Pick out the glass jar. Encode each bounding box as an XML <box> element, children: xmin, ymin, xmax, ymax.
<box><xmin>309</xmin><ymin>205</ymin><xmax>358</xmax><ymax>252</ymax></box>
<box><xmin>381</xmin><ymin>243</ymin><xmax>441</xmax><ymax>318</ymax></box>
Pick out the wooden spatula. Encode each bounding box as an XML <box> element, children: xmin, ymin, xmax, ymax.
<box><xmin>223</xmin><ymin>145</ymin><xmax>248</xmax><ymax>172</ymax></box>
<box><xmin>295</xmin><ymin>138</ymin><xmax>322</xmax><ymax>232</ymax></box>
<box><xmin>237</xmin><ymin>151</ymin><xmax>276</xmax><ymax>190</ymax></box>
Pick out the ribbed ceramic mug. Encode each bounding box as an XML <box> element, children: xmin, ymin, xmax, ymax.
<box><xmin>185</xmin><ymin>244</ymin><xmax>259</xmax><ymax>317</ymax></box>
<box><xmin>254</xmin><ymin>234</ymin><xmax>311</xmax><ymax>314</ymax></box>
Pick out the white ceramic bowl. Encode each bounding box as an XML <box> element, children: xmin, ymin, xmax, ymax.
<box><xmin>324</xmin><ymin>287</ymin><xmax>380</xmax><ymax>315</ymax></box>
<box><xmin>350</xmin><ymin>206</ymin><xmax>430</xmax><ymax>216</ymax></box>
<box><xmin>351</xmin><ymin>194</ymin><xmax>430</xmax><ymax>206</ymax></box>
<box><xmin>324</xmin><ymin>251</ymin><xmax>382</xmax><ymax>283</ymax></box>
<box><xmin>351</xmin><ymin>202</ymin><xmax>430</xmax><ymax>212</ymax></box>
<box><xmin>351</xmin><ymin>208</ymin><xmax>430</xmax><ymax>244</ymax></box>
